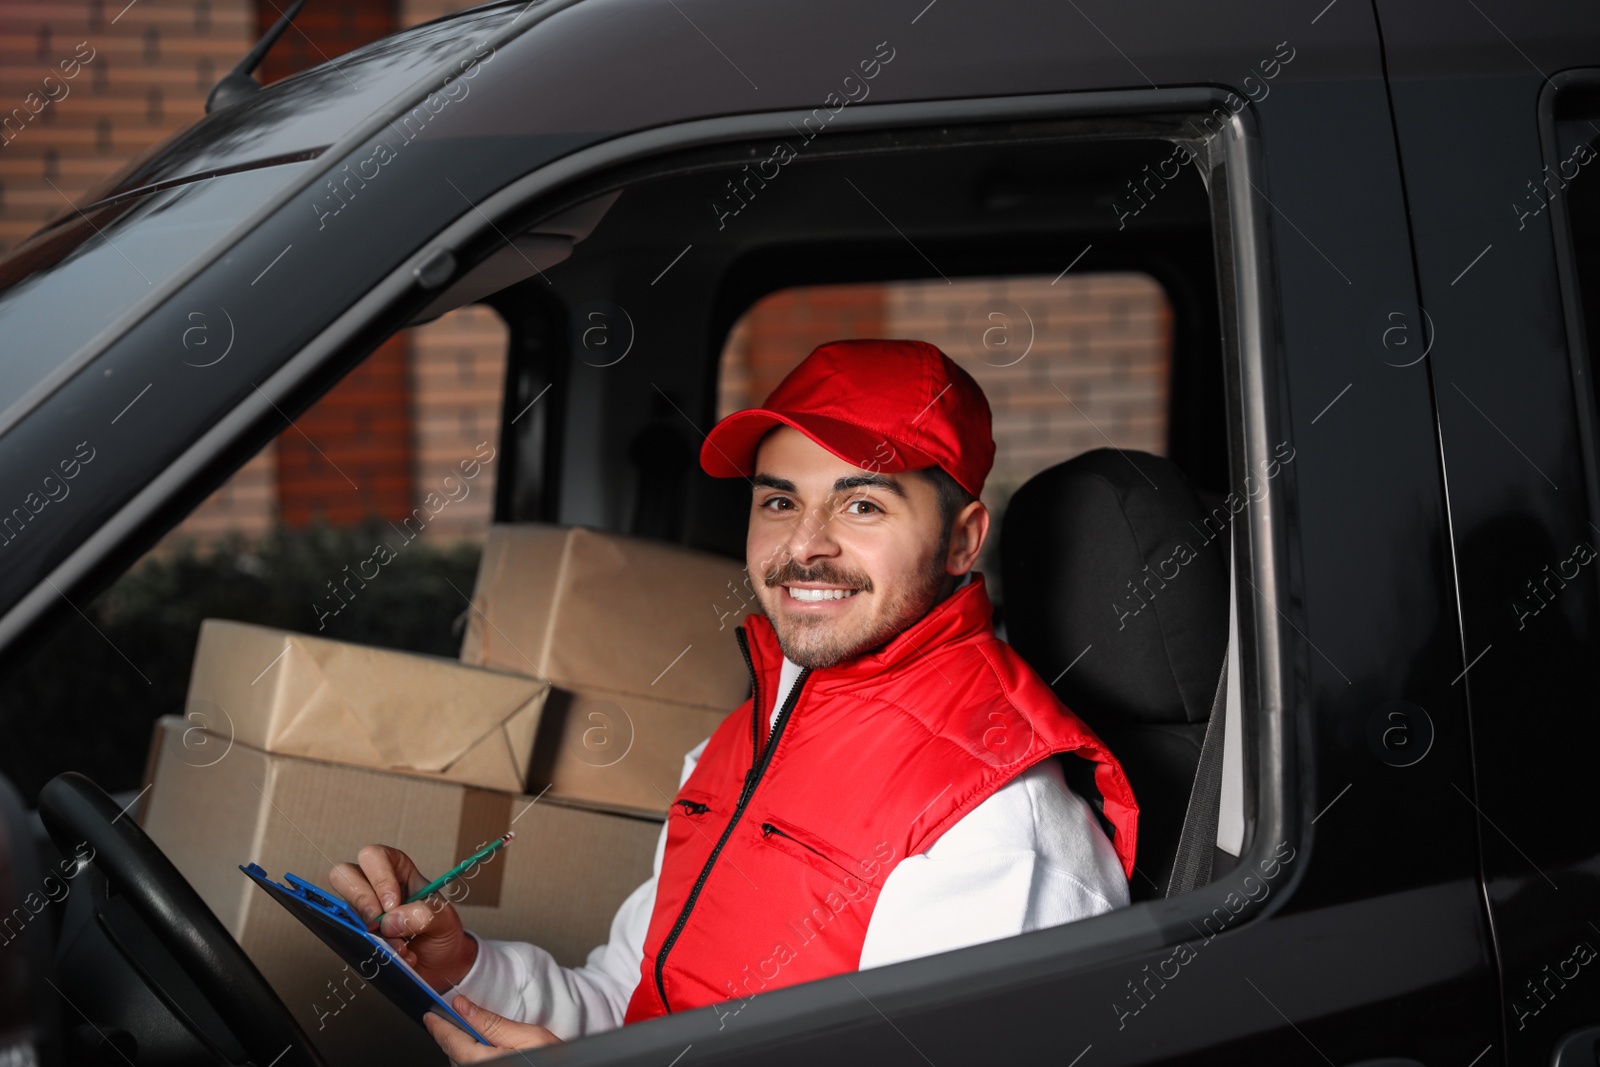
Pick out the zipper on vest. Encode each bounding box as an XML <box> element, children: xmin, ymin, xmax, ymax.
<box><xmin>675</xmin><ymin>799</ymin><xmax>709</xmax><ymax>815</ymax></box>
<box><xmin>739</xmin><ymin>624</ymin><xmax>764</xmax><ymax>761</ymax></box>
<box><xmin>653</xmin><ymin>627</ymin><xmax>810</xmax><ymax>1015</ymax></box>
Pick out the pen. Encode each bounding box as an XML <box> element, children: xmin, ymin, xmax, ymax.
<box><xmin>374</xmin><ymin>831</ymin><xmax>514</xmax><ymax>924</ymax></box>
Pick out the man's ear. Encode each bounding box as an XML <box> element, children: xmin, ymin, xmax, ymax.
<box><xmin>946</xmin><ymin>500</ymin><xmax>990</xmax><ymax>575</ymax></box>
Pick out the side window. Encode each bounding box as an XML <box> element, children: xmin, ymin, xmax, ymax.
<box><xmin>717</xmin><ymin>275</ymin><xmax>1175</xmax><ymax>598</ymax></box>
<box><xmin>0</xmin><ymin>305</ymin><xmax>508</xmax><ymax>805</ymax></box>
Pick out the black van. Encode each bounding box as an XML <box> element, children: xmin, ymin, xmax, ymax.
<box><xmin>1</xmin><ymin>0</ymin><xmax>1598</xmax><ymax>1064</ymax></box>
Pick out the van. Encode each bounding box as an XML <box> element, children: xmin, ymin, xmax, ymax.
<box><xmin>0</xmin><ymin>1</ymin><xmax>1597</xmax><ymax>1063</ymax></box>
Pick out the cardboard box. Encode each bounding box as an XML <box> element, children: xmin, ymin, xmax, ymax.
<box><xmin>187</xmin><ymin>619</ymin><xmax>549</xmax><ymax>794</ymax></box>
<box><xmin>527</xmin><ymin>687</ymin><xmax>729</xmax><ymax>818</ymax></box>
<box><xmin>459</xmin><ymin>525</ymin><xmax>757</xmax><ymax>703</ymax></box>
<box><xmin>140</xmin><ymin>716</ymin><xmax>661</xmax><ymax>1067</ymax></box>
<box><xmin>460</xmin><ymin>525</ymin><xmax>759</xmax><ymax>814</ymax></box>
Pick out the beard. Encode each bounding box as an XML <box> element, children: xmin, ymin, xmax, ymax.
<box><xmin>757</xmin><ymin>548</ymin><xmax>952</xmax><ymax>670</ymax></box>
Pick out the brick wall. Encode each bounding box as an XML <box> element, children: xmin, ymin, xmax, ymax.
<box><xmin>884</xmin><ymin>273</ymin><xmax>1171</xmax><ymax>508</ymax></box>
<box><xmin>0</xmin><ymin>0</ymin><xmax>254</xmax><ymax>254</ymax></box>
<box><xmin>257</xmin><ymin>0</ymin><xmax>394</xmax><ymax>84</ymax></box>
<box><xmin>718</xmin><ymin>285</ymin><xmax>886</xmax><ymax>418</ymax></box>
<box><xmin>406</xmin><ymin>304</ymin><xmax>507</xmax><ymax>540</ymax></box>
<box><xmin>275</xmin><ymin>334</ymin><xmax>415</xmax><ymax>527</ymax></box>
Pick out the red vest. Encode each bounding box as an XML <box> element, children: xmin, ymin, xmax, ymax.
<box><xmin>622</xmin><ymin>574</ymin><xmax>1137</xmax><ymax>1024</ymax></box>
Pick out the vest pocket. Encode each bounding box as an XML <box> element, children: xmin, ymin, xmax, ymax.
<box><xmin>758</xmin><ymin>815</ymin><xmax>878</xmax><ymax>890</ymax></box>
<box><xmin>670</xmin><ymin>789</ymin><xmax>715</xmax><ymax>818</ymax></box>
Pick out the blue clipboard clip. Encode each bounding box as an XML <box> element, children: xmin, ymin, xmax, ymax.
<box><xmin>239</xmin><ymin>862</ymin><xmax>492</xmax><ymax>1046</ymax></box>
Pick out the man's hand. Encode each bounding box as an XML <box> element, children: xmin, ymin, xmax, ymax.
<box><xmin>424</xmin><ymin>995</ymin><xmax>560</xmax><ymax>1063</ymax></box>
<box><xmin>328</xmin><ymin>845</ymin><xmax>477</xmax><ymax>992</ymax></box>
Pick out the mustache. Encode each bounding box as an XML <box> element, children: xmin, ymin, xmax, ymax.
<box><xmin>763</xmin><ymin>559</ymin><xmax>873</xmax><ymax>592</ymax></box>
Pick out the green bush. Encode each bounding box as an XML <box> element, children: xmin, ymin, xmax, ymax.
<box><xmin>0</xmin><ymin>521</ymin><xmax>481</xmax><ymax>806</ymax></box>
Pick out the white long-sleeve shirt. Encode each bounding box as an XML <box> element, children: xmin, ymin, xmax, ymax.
<box><xmin>452</xmin><ymin>656</ymin><xmax>1129</xmax><ymax>1038</ymax></box>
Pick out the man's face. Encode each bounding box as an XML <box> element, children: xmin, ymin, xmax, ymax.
<box><xmin>746</xmin><ymin>427</ymin><xmax>954</xmax><ymax>669</ymax></box>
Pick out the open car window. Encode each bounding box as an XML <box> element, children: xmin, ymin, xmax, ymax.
<box><xmin>2</xmin><ymin>94</ymin><xmax>1294</xmax><ymax>1064</ymax></box>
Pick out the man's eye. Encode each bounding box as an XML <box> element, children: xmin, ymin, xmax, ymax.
<box><xmin>846</xmin><ymin>499</ymin><xmax>880</xmax><ymax>515</ymax></box>
<box><xmin>761</xmin><ymin>497</ymin><xmax>793</xmax><ymax>511</ymax></box>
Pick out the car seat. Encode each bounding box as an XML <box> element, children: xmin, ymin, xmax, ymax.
<box><xmin>999</xmin><ymin>448</ymin><xmax>1236</xmax><ymax>901</ymax></box>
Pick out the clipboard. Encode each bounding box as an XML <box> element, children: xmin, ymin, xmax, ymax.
<box><xmin>239</xmin><ymin>862</ymin><xmax>492</xmax><ymax>1046</ymax></box>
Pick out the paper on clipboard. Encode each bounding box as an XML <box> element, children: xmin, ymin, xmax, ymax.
<box><xmin>239</xmin><ymin>862</ymin><xmax>491</xmax><ymax>1046</ymax></box>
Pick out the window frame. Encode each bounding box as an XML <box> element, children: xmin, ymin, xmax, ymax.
<box><xmin>1538</xmin><ymin>68</ymin><xmax>1600</xmax><ymax>548</ymax></box>
<box><xmin>4</xmin><ymin>87</ymin><xmax>1300</xmax><ymax>1058</ymax></box>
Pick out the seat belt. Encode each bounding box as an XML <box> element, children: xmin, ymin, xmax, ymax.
<box><xmin>1166</xmin><ymin>523</ymin><xmax>1237</xmax><ymax>898</ymax></box>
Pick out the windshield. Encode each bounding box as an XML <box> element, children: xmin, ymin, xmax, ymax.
<box><xmin>0</xmin><ymin>161</ymin><xmax>313</xmax><ymax>424</ymax></box>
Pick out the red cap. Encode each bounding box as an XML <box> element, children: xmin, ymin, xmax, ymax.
<box><xmin>700</xmin><ymin>338</ymin><xmax>995</xmax><ymax>498</ymax></box>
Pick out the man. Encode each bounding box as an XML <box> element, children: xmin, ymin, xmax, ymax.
<box><xmin>330</xmin><ymin>339</ymin><xmax>1138</xmax><ymax>1061</ymax></box>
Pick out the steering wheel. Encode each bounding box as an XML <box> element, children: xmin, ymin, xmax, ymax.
<box><xmin>38</xmin><ymin>772</ymin><xmax>327</xmax><ymax>1067</ymax></box>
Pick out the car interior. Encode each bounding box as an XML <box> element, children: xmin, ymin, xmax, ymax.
<box><xmin>2</xmin><ymin>116</ymin><xmax>1262</xmax><ymax>1064</ymax></box>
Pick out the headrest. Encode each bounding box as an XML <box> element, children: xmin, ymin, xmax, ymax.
<box><xmin>999</xmin><ymin>448</ymin><xmax>1228</xmax><ymax>728</ymax></box>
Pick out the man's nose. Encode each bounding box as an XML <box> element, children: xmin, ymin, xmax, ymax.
<box><xmin>785</xmin><ymin>504</ymin><xmax>841</xmax><ymax>563</ymax></box>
